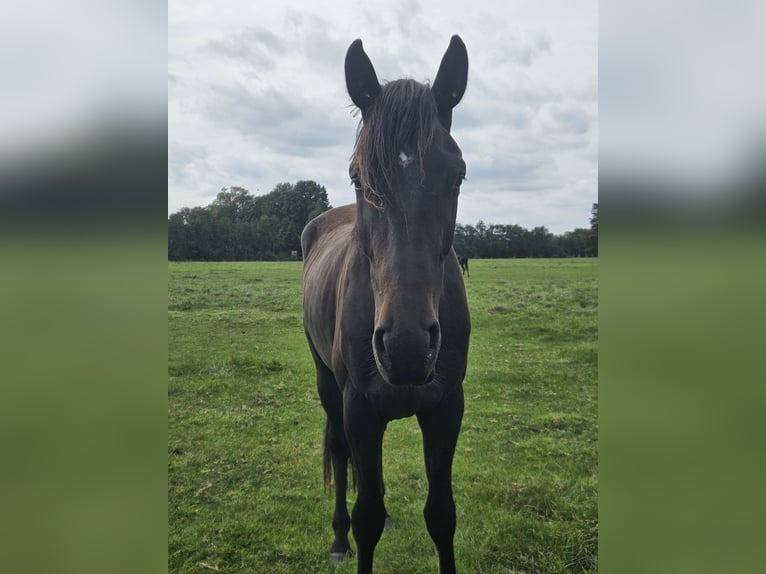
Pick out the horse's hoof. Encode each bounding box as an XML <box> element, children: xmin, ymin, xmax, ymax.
<box><xmin>384</xmin><ymin>515</ymin><xmax>395</xmax><ymax>530</ymax></box>
<box><xmin>329</xmin><ymin>550</ymin><xmax>352</xmax><ymax>563</ymax></box>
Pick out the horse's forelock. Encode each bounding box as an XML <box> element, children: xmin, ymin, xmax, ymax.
<box><xmin>352</xmin><ymin>79</ymin><xmax>438</xmax><ymax>208</ymax></box>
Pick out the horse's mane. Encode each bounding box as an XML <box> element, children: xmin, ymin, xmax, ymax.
<box><xmin>351</xmin><ymin>79</ymin><xmax>438</xmax><ymax>209</ymax></box>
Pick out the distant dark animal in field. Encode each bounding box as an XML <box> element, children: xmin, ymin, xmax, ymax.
<box><xmin>457</xmin><ymin>254</ymin><xmax>469</xmax><ymax>278</ymax></box>
<box><xmin>301</xmin><ymin>36</ymin><xmax>471</xmax><ymax>574</ymax></box>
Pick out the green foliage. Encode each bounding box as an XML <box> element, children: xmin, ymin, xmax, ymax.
<box><xmin>169</xmin><ymin>259</ymin><xmax>597</xmax><ymax>573</ymax></box>
<box><xmin>168</xmin><ymin>181</ymin><xmax>331</xmax><ymax>261</ymax></box>
<box><xmin>454</xmin><ymin>219</ymin><xmax>596</xmax><ymax>259</ymax></box>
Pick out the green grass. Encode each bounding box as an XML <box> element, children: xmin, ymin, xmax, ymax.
<box><xmin>169</xmin><ymin>258</ymin><xmax>597</xmax><ymax>573</ymax></box>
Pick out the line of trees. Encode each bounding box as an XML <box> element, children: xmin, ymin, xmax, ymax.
<box><xmin>168</xmin><ymin>182</ymin><xmax>597</xmax><ymax>260</ymax></box>
<box><xmin>455</xmin><ymin>203</ymin><xmax>598</xmax><ymax>258</ymax></box>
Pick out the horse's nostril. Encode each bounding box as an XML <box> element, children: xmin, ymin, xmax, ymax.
<box><xmin>424</xmin><ymin>321</ymin><xmax>441</xmax><ymax>369</ymax></box>
<box><xmin>427</xmin><ymin>322</ymin><xmax>441</xmax><ymax>350</ymax></box>
<box><xmin>372</xmin><ymin>327</ymin><xmax>392</xmax><ymax>372</ymax></box>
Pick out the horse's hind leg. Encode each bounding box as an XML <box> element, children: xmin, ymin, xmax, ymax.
<box><xmin>311</xmin><ymin>349</ymin><xmax>352</xmax><ymax>561</ymax></box>
<box><xmin>417</xmin><ymin>388</ymin><xmax>465</xmax><ymax>574</ymax></box>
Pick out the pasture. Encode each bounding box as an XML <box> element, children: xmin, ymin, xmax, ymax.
<box><xmin>168</xmin><ymin>258</ymin><xmax>597</xmax><ymax>573</ymax></box>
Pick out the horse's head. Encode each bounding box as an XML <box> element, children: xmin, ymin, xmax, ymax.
<box><xmin>345</xmin><ymin>36</ymin><xmax>468</xmax><ymax>387</ymax></box>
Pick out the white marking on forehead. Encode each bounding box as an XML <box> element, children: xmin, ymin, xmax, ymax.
<box><xmin>398</xmin><ymin>151</ymin><xmax>414</xmax><ymax>167</ymax></box>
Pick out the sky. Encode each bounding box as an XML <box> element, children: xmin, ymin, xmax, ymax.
<box><xmin>169</xmin><ymin>0</ymin><xmax>598</xmax><ymax>233</ymax></box>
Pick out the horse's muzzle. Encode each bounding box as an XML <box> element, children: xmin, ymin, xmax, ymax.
<box><xmin>372</xmin><ymin>321</ymin><xmax>441</xmax><ymax>385</ymax></box>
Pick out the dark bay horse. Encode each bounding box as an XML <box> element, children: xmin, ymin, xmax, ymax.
<box><xmin>457</xmin><ymin>254</ymin><xmax>469</xmax><ymax>277</ymax></box>
<box><xmin>302</xmin><ymin>36</ymin><xmax>470</xmax><ymax>574</ymax></box>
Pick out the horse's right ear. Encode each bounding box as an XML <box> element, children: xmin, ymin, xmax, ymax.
<box><xmin>345</xmin><ymin>39</ymin><xmax>381</xmax><ymax>115</ymax></box>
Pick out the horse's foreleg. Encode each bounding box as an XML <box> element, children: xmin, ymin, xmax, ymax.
<box><xmin>344</xmin><ymin>386</ymin><xmax>387</xmax><ymax>574</ymax></box>
<box><xmin>417</xmin><ymin>388</ymin><xmax>464</xmax><ymax>574</ymax></box>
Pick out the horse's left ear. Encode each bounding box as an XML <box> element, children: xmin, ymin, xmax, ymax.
<box><xmin>432</xmin><ymin>35</ymin><xmax>468</xmax><ymax>131</ymax></box>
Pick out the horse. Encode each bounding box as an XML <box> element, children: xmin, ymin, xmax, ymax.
<box><xmin>301</xmin><ymin>36</ymin><xmax>470</xmax><ymax>574</ymax></box>
<box><xmin>457</xmin><ymin>254</ymin><xmax>469</xmax><ymax>278</ymax></box>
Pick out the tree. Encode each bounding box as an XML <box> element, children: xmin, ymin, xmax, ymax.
<box><xmin>211</xmin><ymin>186</ymin><xmax>253</xmax><ymax>223</ymax></box>
<box><xmin>590</xmin><ymin>203</ymin><xmax>598</xmax><ymax>256</ymax></box>
<box><xmin>167</xmin><ymin>209</ymin><xmax>190</xmax><ymax>260</ymax></box>
<box><xmin>258</xmin><ymin>180</ymin><xmax>331</xmax><ymax>257</ymax></box>
<box><xmin>557</xmin><ymin>228</ymin><xmax>592</xmax><ymax>257</ymax></box>
<box><xmin>454</xmin><ymin>223</ymin><xmax>479</xmax><ymax>257</ymax></box>
<box><xmin>528</xmin><ymin>226</ymin><xmax>553</xmax><ymax>257</ymax></box>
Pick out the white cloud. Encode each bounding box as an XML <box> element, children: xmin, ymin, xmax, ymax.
<box><xmin>169</xmin><ymin>0</ymin><xmax>598</xmax><ymax>233</ymax></box>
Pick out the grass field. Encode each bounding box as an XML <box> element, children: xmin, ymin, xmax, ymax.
<box><xmin>169</xmin><ymin>258</ymin><xmax>597</xmax><ymax>573</ymax></box>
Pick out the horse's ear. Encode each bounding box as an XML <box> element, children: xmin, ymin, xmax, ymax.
<box><xmin>432</xmin><ymin>35</ymin><xmax>468</xmax><ymax>130</ymax></box>
<box><xmin>345</xmin><ymin>39</ymin><xmax>381</xmax><ymax>115</ymax></box>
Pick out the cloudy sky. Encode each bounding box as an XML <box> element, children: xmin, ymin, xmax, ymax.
<box><xmin>169</xmin><ymin>0</ymin><xmax>597</xmax><ymax>233</ymax></box>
